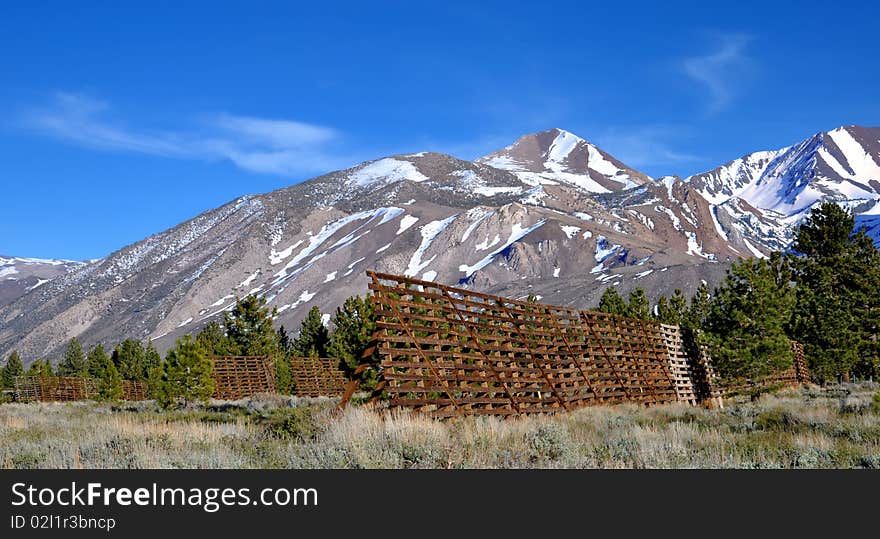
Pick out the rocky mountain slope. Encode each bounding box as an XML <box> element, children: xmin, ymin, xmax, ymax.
<box><xmin>688</xmin><ymin>125</ymin><xmax>880</xmax><ymax>253</ymax></box>
<box><xmin>2</xmin><ymin>126</ymin><xmax>879</xmax><ymax>366</ymax></box>
<box><xmin>0</xmin><ymin>257</ymin><xmax>83</xmax><ymax>308</ymax></box>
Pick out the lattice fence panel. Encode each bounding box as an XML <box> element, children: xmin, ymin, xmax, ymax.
<box><xmin>366</xmin><ymin>271</ymin><xmax>681</xmax><ymax>418</ymax></box>
<box><xmin>291</xmin><ymin>357</ymin><xmax>347</xmax><ymax>397</ymax></box>
<box><xmin>791</xmin><ymin>341</ymin><xmax>810</xmax><ymax>383</ymax></box>
<box><xmin>659</xmin><ymin>324</ymin><xmax>698</xmax><ymax>405</ymax></box>
<box><xmin>121</xmin><ymin>380</ymin><xmax>149</xmax><ymax>401</ymax></box>
<box><xmin>13</xmin><ymin>376</ymin><xmax>99</xmax><ymax>402</ymax></box>
<box><xmin>211</xmin><ymin>356</ymin><xmax>276</xmax><ymax>400</ymax></box>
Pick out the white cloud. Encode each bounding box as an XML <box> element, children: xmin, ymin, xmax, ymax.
<box><xmin>24</xmin><ymin>93</ymin><xmax>350</xmax><ymax>176</ymax></box>
<box><xmin>681</xmin><ymin>33</ymin><xmax>754</xmax><ymax>112</ymax></box>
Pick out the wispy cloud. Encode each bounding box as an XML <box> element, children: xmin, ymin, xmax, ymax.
<box><xmin>595</xmin><ymin>126</ymin><xmax>701</xmax><ymax>172</ymax></box>
<box><xmin>680</xmin><ymin>33</ymin><xmax>755</xmax><ymax>113</ymax></box>
<box><xmin>23</xmin><ymin>93</ymin><xmax>351</xmax><ymax>176</ymax></box>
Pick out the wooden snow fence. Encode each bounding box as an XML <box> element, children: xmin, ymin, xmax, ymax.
<box><xmin>348</xmin><ymin>271</ymin><xmax>715</xmax><ymax>418</ymax></box>
<box><xmin>13</xmin><ymin>376</ymin><xmax>99</xmax><ymax>403</ymax></box>
<box><xmin>210</xmin><ymin>356</ymin><xmax>276</xmax><ymax>400</ymax></box>
<box><xmin>12</xmin><ymin>377</ymin><xmax>149</xmax><ymax>402</ymax></box>
<box><xmin>290</xmin><ymin>357</ymin><xmax>347</xmax><ymax>397</ymax></box>
<box><xmin>122</xmin><ymin>380</ymin><xmax>149</xmax><ymax>401</ymax></box>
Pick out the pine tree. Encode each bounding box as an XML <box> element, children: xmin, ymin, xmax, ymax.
<box><xmin>669</xmin><ymin>289</ymin><xmax>688</xmax><ymax>323</ymax></box>
<box><xmin>155</xmin><ymin>335</ymin><xmax>215</xmax><ymax>408</ymax></box>
<box><xmin>655</xmin><ymin>295</ymin><xmax>670</xmax><ymax>322</ymax></box>
<box><xmin>683</xmin><ymin>282</ymin><xmax>712</xmax><ymax>329</ymax></box>
<box><xmin>25</xmin><ymin>359</ymin><xmax>42</xmax><ymax>376</ymax></box>
<box><xmin>144</xmin><ymin>340</ymin><xmax>161</xmax><ymax>373</ymax></box>
<box><xmin>112</xmin><ymin>339</ymin><xmax>146</xmax><ymax>381</ymax></box>
<box><xmin>328</xmin><ymin>295</ymin><xmax>378</xmax><ymax>388</ymax></box>
<box><xmin>26</xmin><ymin>359</ymin><xmax>54</xmax><ymax>377</ymax></box>
<box><xmin>86</xmin><ymin>344</ymin><xmax>110</xmax><ymax>378</ymax></box>
<box><xmin>86</xmin><ymin>344</ymin><xmax>122</xmax><ymax>400</ymax></box>
<box><xmin>224</xmin><ymin>295</ymin><xmax>279</xmax><ymax>357</ymax></box>
<box><xmin>196</xmin><ymin>321</ymin><xmax>236</xmax><ymax>356</ymax></box>
<box><xmin>597</xmin><ymin>287</ymin><xmax>627</xmax><ymax>316</ymax></box>
<box><xmin>144</xmin><ymin>340</ymin><xmax>163</xmax><ymax>399</ymax></box>
<box><xmin>273</xmin><ymin>325</ymin><xmax>295</xmax><ymax>393</ymax></box>
<box><xmin>626</xmin><ymin>288</ymin><xmax>651</xmax><ymax>320</ymax></box>
<box><xmin>789</xmin><ymin>202</ymin><xmax>880</xmax><ymax>381</ymax></box>
<box><xmin>2</xmin><ymin>351</ymin><xmax>24</xmax><ymax>388</ymax></box>
<box><xmin>292</xmin><ymin>306</ymin><xmax>330</xmax><ymax>357</ymax></box>
<box><xmin>656</xmin><ymin>289</ymin><xmax>688</xmax><ymax>325</ymax></box>
<box><xmin>277</xmin><ymin>325</ymin><xmax>292</xmax><ymax>355</ymax></box>
<box><xmin>57</xmin><ymin>337</ymin><xmax>88</xmax><ymax>377</ymax></box>
<box><xmin>702</xmin><ymin>257</ymin><xmax>795</xmax><ymax>383</ymax></box>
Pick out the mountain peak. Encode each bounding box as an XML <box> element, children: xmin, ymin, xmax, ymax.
<box><xmin>477</xmin><ymin>128</ymin><xmax>651</xmax><ymax>193</ymax></box>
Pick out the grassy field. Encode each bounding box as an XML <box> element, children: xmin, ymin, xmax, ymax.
<box><xmin>1</xmin><ymin>383</ymin><xmax>879</xmax><ymax>469</ymax></box>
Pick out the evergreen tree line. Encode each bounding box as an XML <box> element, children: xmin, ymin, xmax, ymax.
<box><xmin>1</xmin><ymin>292</ymin><xmax>378</xmax><ymax>406</ymax></box>
<box><xmin>594</xmin><ymin>203</ymin><xmax>880</xmax><ymax>384</ymax></box>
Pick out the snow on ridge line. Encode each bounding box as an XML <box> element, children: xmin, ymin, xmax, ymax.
<box><xmin>269</xmin><ymin>239</ymin><xmax>303</xmax><ymax>265</ymax></box>
<box><xmin>827</xmin><ymin>127</ymin><xmax>880</xmax><ymax>180</ymax></box>
<box><xmin>274</xmin><ymin>207</ymin><xmax>398</xmax><ymax>281</ymax></box>
<box><xmin>458</xmin><ymin>220</ymin><xmax>546</xmax><ymax>277</ymax></box>
<box><xmin>0</xmin><ymin>256</ymin><xmax>81</xmax><ymax>266</ymax></box>
<box><xmin>348</xmin><ymin>158</ymin><xmax>428</xmax><ymax>187</ymax></box>
<box><xmin>710</xmin><ymin>206</ymin><xmax>729</xmax><ymax>241</ymax></box>
<box><xmin>461</xmin><ymin>208</ymin><xmax>493</xmax><ymax>242</ymax></box>
<box><xmin>404</xmin><ymin>215</ymin><xmax>458</xmax><ymax>277</ymax></box>
<box><xmin>547</xmin><ymin>130</ymin><xmax>580</xmax><ymax>165</ymax></box>
<box><xmin>742</xmin><ymin>238</ymin><xmax>768</xmax><ymax>259</ymax></box>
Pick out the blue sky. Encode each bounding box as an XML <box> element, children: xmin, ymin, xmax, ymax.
<box><xmin>2</xmin><ymin>0</ymin><xmax>878</xmax><ymax>260</ymax></box>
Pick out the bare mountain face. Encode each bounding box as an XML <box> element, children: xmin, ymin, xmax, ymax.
<box><xmin>0</xmin><ymin>257</ymin><xmax>83</xmax><ymax>307</ymax></box>
<box><xmin>689</xmin><ymin>125</ymin><xmax>880</xmax><ymax>254</ymax></box>
<box><xmin>2</xmin><ymin>125</ymin><xmax>879</xmax><ymax>366</ymax></box>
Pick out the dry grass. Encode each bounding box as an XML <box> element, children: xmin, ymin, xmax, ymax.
<box><xmin>1</xmin><ymin>384</ymin><xmax>879</xmax><ymax>469</ymax></box>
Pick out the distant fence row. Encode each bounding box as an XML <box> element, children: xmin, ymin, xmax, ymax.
<box><xmin>210</xmin><ymin>355</ymin><xmax>347</xmax><ymax>399</ymax></box>
<box><xmin>10</xmin><ymin>355</ymin><xmax>347</xmax><ymax>403</ymax></box>
<box><xmin>13</xmin><ymin>377</ymin><xmax>147</xmax><ymax>403</ymax></box>
<box><xmin>337</xmin><ymin>271</ymin><xmax>809</xmax><ymax>418</ymax></box>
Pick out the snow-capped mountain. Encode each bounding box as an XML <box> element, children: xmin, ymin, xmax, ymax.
<box><xmin>688</xmin><ymin>125</ymin><xmax>880</xmax><ymax>253</ymax></box>
<box><xmin>478</xmin><ymin>128</ymin><xmax>652</xmax><ymax>192</ymax></box>
<box><xmin>2</xmin><ymin>124</ymin><xmax>879</xmax><ymax>366</ymax></box>
<box><xmin>0</xmin><ymin>256</ymin><xmax>83</xmax><ymax>307</ymax></box>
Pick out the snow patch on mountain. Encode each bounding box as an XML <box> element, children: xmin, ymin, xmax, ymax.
<box><xmin>458</xmin><ymin>220</ymin><xmax>546</xmax><ymax>277</ymax></box>
<box><xmin>348</xmin><ymin>158</ymin><xmax>428</xmax><ymax>187</ymax></box>
<box><xmin>461</xmin><ymin>208</ymin><xmax>493</xmax><ymax>242</ymax></box>
<box><xmin>397</xmin><ymin>215</ymin><xmax>419</xmax><ymax>235</ymax></box>
<box><xmin>404</xmin><ymin>215</ymin><xmax>458</xmax><ymax>277</ymax></box>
